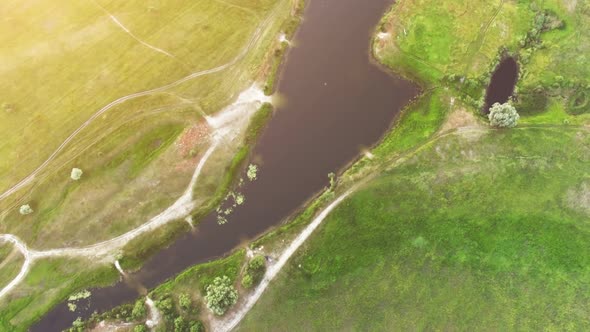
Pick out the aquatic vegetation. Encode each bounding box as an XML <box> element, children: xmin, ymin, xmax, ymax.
<box><xmin>247</xmin><ymin>164</ymin><xmax>259</xmax><ymax>181</ymax></box>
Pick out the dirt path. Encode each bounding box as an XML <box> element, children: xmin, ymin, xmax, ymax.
<box><xmin>90</xmin><ymin>0</ymin><xmax>187</xmax><ymax>67</ymax></box>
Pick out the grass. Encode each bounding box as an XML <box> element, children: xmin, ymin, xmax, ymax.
<box><xmin>0</xmin><ymin>0</ymin><xmax>295</xmax><ymax>250</ymax></box>
<box><xmin>237</xmin><ymin>0</ymin><xmax>590</xmax><ymax>330</ymax></box>
<box><xmin>239</xmin><ymin>128</ymin><xmax>590</xmax><ymax>331</ymax></box>
<box><xmin>0</xmin><ymin>244</ymin><xmax>24</xmax><ymax>291</ymax></box>
<box><xmin>0</xmin><ymin>0</ymin><xmax>301</xmax><ymax>329</ymax></box>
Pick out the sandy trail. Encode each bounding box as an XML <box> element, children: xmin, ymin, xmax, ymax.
<box><xmin>210</xmin><ymin>191</ymin><xmax>353</xmax><ymax>332</ymax></box>
<box><xmin>0</xmin><ymin>235</ymin><xmax>32</xmax><ymax>299</ymax></box>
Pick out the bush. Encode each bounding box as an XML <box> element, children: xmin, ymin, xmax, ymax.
<box><xmin>174</xmin><ymin>316</ymin><xmax>188</xmax><ymax>332</ymax></box>
<box><xmin>241</xmin><ymin>255</ymin><xmax>266</xmax><ymax>289</ymax></box>
<box><xmin>178</xmin><ymin>293</ymin><xmax>192</xmax><ymax>311</ymax></box>
<box><xmin>205</xmin><ymin>276</ymin><xmax>238</xmax><ymax>315</ymax></box>
<box><xmin>70</xmin><ymin>168</ymin><xmax>83</xmax><ymax>180</ymax></box>
<box><xmin>134</xmin><ymin>325</ymin><xmax>148</xmax><ymax>332</ymax></box>
<box><xmin>488</xmin><ymin>102</ymin><xmax>520</xmax><ymax>128</ymax></box>
<box><xmin>190</xmin><ymin>321</ymin><xmax>205</xmax><ymax>332</ymax></box>
<box><xmin>241</xmin><ymin>274</ymin><xmax>254</xmax><ymax>289</ymax></box>
<box><xmin>131</xmin><ymin>299</ymin><xmax>147</xmax><ymax>320</ymax></box>
<box><xmin>19</xmin><ymin>204</ymin><xmax>33</xmax><ymax>215</ymax></box>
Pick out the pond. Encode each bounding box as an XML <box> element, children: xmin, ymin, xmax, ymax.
<box><xmin>483</xmin><ymin>57</ymin><xmax>519</xmax><ymax>112</ymax></box>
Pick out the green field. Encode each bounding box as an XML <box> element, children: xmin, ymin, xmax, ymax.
<box><xmin>238</xmin><ymin>0</ymin><xmax>590</xmax><ymax>330</ymax></box>
<box><xmin>10</xmin><ymin>0</ymin><xmax>590</xmax><ymax>330</ymax></box>
<box><xmin>240</xmin><ymin>128</ymin><xmax>590</xmax><ymax>330</ymax></box>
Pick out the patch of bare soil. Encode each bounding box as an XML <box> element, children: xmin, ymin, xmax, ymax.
<box><xmin>565</xmin><ymin>182</ymin><xmax>590</xmax><ymax>215</ymax></box>
<box><xmin>176</xmin><ymin>121</ymin><xmax>210</xmax><ymax>158</ymax></box>
<box><xmin>439</xmin><ymin>108</ymin><xmax>484</xmax><ymax>133</ymax></box>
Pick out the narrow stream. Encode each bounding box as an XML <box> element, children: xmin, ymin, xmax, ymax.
<box><xmin>32</xmin><ymin>0</ymin><xmax>418</xmax><ymax>330</ymax></box>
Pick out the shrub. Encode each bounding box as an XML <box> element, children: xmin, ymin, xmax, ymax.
<box><xmin>241</xmin><ymin>274</ymin><xmax>254</xmax><ymax>289</ymax></box>
<box><xmin>205</xmin><ymin>276</ymin><xmax>238</xmax><ymax>315</ymax></box>
<box><xmin>131</xmin><ymin>299</ymin><xmax>147</xmax><ymax>320</ymax></box>
<box><xmin>174</xmin><ymin>316</ymin><xmax>188</xmax><ymax>332</ymax></box>
<box><xmin>19</xmin><ymin>204</ymin><xmax>33</xmax><ymax>215</ymax></box>
<box><xmin>488</xmin><ymin>102</ymin><xmax>520</xmax><ymax>128</ymax></box>
<box><xmin>241</xmin><ymin>255</ymin><xmax>266</xmax><ymax>289</ymax></box>
<box><xmin>178</xmin><ymin>293</ymin><xmax>191</xmax><ymax>311</ymax></box>
<box><xmin>70</xmin><ymin>168</ymin><xmax>83</xmax><ymax>180</ymax></box>
<box><xmin>134</xmin><ymin>325</ymin><xmax>148</xmax><ymax>332</ymax></box>
<box><xmin>189</xmin><ymin>321</ymin><xmax>205</xmax><ymax>332</ymax></box>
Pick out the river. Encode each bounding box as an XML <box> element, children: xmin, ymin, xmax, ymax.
<box><xmin>32</xmin><ymin>0</ymin><xmax>418</xmax><ymax>330</ymax></box>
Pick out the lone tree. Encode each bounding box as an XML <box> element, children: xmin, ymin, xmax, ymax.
<box><xmin>19</xmin><ymin>204</ymin><xmax>33</xmax><ymax>215</ymax></box>
<box><xmin>70</xmin><ymin>168</ymin><xmax>83</xmax><ymax>181</ymax></box>
<box><xmin>488</xmin><ymin>102</ymin><xmax>520</xmax><ymax>128</ymax></box>
<box><xmin>205</xmin><ymin>276</ymin><xmax>238</xmax><ymax>315</ymax></box>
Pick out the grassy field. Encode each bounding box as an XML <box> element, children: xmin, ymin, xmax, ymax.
<box><xmin>0</xmin><ymin>0</ymin><xmax>300</xmax><ymax>329</ymax></box>
<box><xmin>240</xmin><ymin>127</ymin><xmax>590</xmax><ymax>331</ymax></box>
<box><xmin>237</xmin><ymin>0</ymin><xmax>590</xmax><ymax>330</ymax></box>
<box><xmin>36</xmin><ymin>0</ymin><xmax>590</xmax><ymax>330</ymax></box>
<box><xmin>0</xmin><ymin>243</ymin><xmax>24</xmax><ymax>292</ymax></box>
<box><xmin>0</xmin><ymin>0</ymin><xmax>295</xmax><ymax>249</ymax></box>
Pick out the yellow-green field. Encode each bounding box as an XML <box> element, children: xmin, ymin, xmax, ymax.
<box><xmin>0</xmin><ymin>0</ymin><xmax>296</xmax><ymax>249</ymax></box>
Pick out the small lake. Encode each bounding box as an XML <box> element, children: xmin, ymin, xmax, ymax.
<box><xmin>483</xmin><ymin>57</ymin><xmax>519</xmax><ymax>112</ymax></box>
<box><xmin>32</xmin><ymin>0</ymin><xmax>419</xmax><ymax>330</ymax></box>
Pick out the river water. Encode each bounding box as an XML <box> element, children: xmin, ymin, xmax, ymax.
<box><xmin>32</xmin><ymin>0</ymin><xmax>418</xmax><ymax>330</ymax></box>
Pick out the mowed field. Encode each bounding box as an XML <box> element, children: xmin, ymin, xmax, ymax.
<box><xmin>0</xmin><ymin>0</ymin><xmax>295</xmax><ymax>249</ymax></box>
<box><xmin>237</xmin><ymin>0</ymin><xmax>590</xmax><ymax>330</ymax></box>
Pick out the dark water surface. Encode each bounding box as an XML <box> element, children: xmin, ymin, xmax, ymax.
<box><xmin>483</xmin><ymin>57</ymin><xmax>519</xmax><ymax>112</ymax></box>
<box><xmin>32</xmin><ymin>0</ymin><xmax>418</xmax><ymax>330</ymax></box>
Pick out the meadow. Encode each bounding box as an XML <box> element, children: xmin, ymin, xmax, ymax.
<box><xmin>0</xmin><ymin>0</ymin><xmax>294</xmax><ymax>249</ymax></box>
<box><xmin>0</xmin><ymin>0</ymin><xmax>300</xmax><ymax>329</ymax></box>
<box><xmin>27</xmin><ymin>0</ymin><xmax>590</xmax><ymax>330</ymax></box>
<box><xmin>238</xmin><ymin>0</ymin><xmax>590</xmax><ymax>329</ymax></box>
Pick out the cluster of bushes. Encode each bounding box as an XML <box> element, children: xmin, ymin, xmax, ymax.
<box><xmin>68</xmin><ymin>293</ymin><xmax>205</xmax><ymax>332</ymax></box>
<box><xmin>155</xmin><ymin>293</ymin><xmax>204</xmax><ymax>332</ymax></box>
<box><xmin>241</xmin><ymin>255</ymin><xmax>267</xmax><ymax>289</ymax></box>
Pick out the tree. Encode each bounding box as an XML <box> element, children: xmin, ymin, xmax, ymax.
<box><xmin>488</xmin><ymin>102</ymin><xmax>520</xmax><ymax>128</ymax></box>
<box><xmin>19</xmin><ymin>204</ymin><xmax>33</xmax><ymax>215</ymax></box>
<box><xmin>205</xmin><ymin>276</ymin><xmax>238</xmax><ymax>315</ymax></box>
<box><xmin>70</xmin><ymin>168</ymin><xmax>83</xmax><ymax>180</ymax></box>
